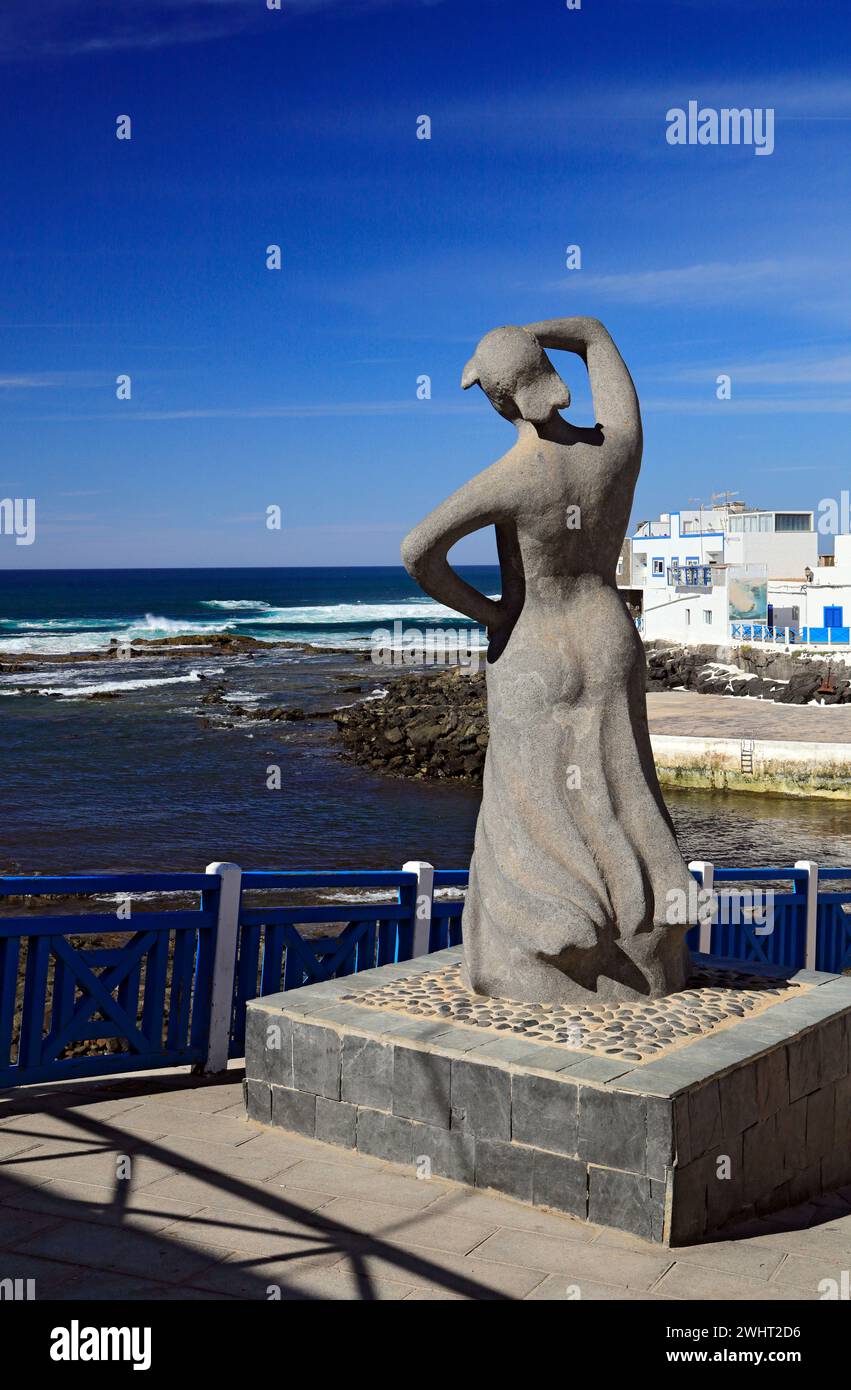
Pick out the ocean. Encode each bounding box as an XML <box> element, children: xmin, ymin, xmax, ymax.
<box><xmin>1</xmin><ymin>566</ymin><xmax>850</xmax><ymax>876</ymax></box>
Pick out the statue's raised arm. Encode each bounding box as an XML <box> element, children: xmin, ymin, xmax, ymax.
<box><xmin>523</xmin><ymin>316</ymin><xmax>641</xmax><ymax>442</ymax></box>
<box><xmin>400</xmin><ymin>471</ymin><xmax>514</xmax><ymax>633</ymax></box>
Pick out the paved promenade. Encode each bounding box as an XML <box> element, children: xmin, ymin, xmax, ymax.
<box><xmin>1</xmin><ymin>1066</ymin><xmax>849</xmax><ymax>1300</ymax></box>
<box><xmin>647</xmin><ymin>691</ymin><xmax>851</xmax><ymax>744</ymax></box>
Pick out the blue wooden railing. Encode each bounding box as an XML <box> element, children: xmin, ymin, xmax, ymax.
<box><xmin>0</xmin><ymin>862</ymin><xmax>848</xmax><ymax>1090</ymax></box>
<box><xmin>0</xmin><ymin>873</ymin><xmax>217</xmax><ymax>1088</ymax></box>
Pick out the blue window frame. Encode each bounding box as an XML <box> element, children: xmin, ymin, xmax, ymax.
<box><xmin>824</xmin><ymin>606</ymin><xmax>844</xmax><ymax>628</ymax></box>
<box><xmin>652</xmin><ymin>556</ymin><xmax>665</xmax><ymax>577</ymax></box>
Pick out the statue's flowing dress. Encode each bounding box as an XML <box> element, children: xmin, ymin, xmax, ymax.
<box><xmin>461</xmin><ymin>432</ymin><xmax>693</xmax><ymax>1004</ymax></box>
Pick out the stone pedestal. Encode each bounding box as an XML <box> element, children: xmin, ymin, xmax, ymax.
<box><xmin>243</xmin><ymin>947</ymin><xmax>851</xmax><ymax>1244</ymax></box>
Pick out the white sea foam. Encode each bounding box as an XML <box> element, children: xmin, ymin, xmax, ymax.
<box><xmin>246</xmin><ymin>597</ymin><xmax>496</xmax><ymax>625</ymax></box>
<box><xmin>0</xmin><ymin>597</ymin><xmax>495</xmax><ymax>655</ymax></box>
<box><xmin>201</xmin><ymin>600</ymin><xmax>272</xmax><ymax>611</ymax></box>
<box><xmin>0</xmin><ymin>613</ymin><xmax>237</xmax><ymax>654</ymax></box>
<box><xmin>1</xmin><ymin>617</ymin><xmax>119</xmax><ymax>632</ymax></box>
<box><xmin>29</xmin><ymin>669</ymin><xmax>225</xmax><ymax>698</ymax></box>
<box><xmin>130</xmin><ymin>613</ymin><xmax>237</xmax><ymax>637</ymax></box>
<box><xmin>0</xmin><ymin>633</ymin><xmax>126</xmax><ymax>655</ymax></box>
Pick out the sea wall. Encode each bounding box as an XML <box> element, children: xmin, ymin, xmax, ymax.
<box><xmin>652</xmin><ymin>734</ymin><xmax>851</xmax><ymax>800</ymax></box>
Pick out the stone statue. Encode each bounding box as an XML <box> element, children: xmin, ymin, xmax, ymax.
<box><xmin>401</xmin><ymin>317</ymin><xmax>694</xmax><ymax>1005</ymax></box>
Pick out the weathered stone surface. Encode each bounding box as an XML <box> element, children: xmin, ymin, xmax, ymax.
<box><xmin>291</xmin><ymin>1022</ymin><xmax>340</xmax><ymax>1100</ymax></box>
<box><xmin>672</xmin><ymin>1094</ymin><xmax>692</xmax><ymax>1168</ymax></box>
<box><xmin>787</xmin><ymin>1033</ymin><xmax>822</xmax><ymax>1101</ymax></box>
<box><xmin>243</xmin><ymin>1078</ymin><xmax>271</xmax><ymax>1125</ymax></box>
<box><xmin>834</xmin><ymin>1073</ymin><xmax>851</xmax><ymax>1149</ymax></box>
<box><xmin>588</xmin><ymin>1167</ymin><xmax>660</xmax><ymax>1242</ymax></box>
<box><xmin>475</xmin><ymin>1138</ymin><xmax>534</xmax><ymax>1203</ymax></box>
<box><xmin>246</xmin><ymin>1009</ymin><xmax>293</xmax><ymax>1088</ymax></box>
<box><xmin>315</xmin><ymin>1095</ymin><xmax>357</xmax><ymax>1149</ymax></box>
<box><xmin>821</xmin><ymin>1144</ymin><xmax>851</xmax><ymax>1193</ymax></box>
<box><xmin>668</xmin><ymin>1155</ymin><xmax>709</xmax><ymax>1245</ymax></box>
<box><xmin>411</xmin><ymin>1122</ymin><xmax>476</xmax><ymax>1184</ymax></box>
<box><xmin>450</xmin><ymin>1059</ymin><xmax>510</xmax><ymax>1141</ymax></box>
<box><xmin>776</xmin><ymin>1096</ymin><xmax>808</xmax><ymax>1177</ymax></box>
<box><xmin>719</xmin><ymin>1063</ymin><xmax>759</xmax><ymax>1136</ymax></box>
<box><xmin>532</xmin><ymin>1151</ymin><xmax>586</xmax><ymax>1218</ymax></box>
<box><xmin>577</xmin><ymin>1086</ymin><xmax>646</xmax><ymax>1172</ymax></box>
<box><xmin>646</xmin><ymin>1095</ymin><xmax>675</xmax><ymax>1180</ymax></box>
<box><xmin>705</xmin><ymin>1134</ymin><xmax>743</xmax><ymax>1229</ymax></box>
<box><xmin>818</xmin><ymin>1015</ymin><xmax>848</xmax><ymax>1087</ymax></box>
<box><xmin>392</xmin><ymin>1048</ymin><xmax>451</xmax><ymax>1129</ymax></box>
<box><xmin>805</xmin><ymin>1086</ymin><xmax>835</xmax><ymax>1166</ymax></box>
<box><xmin>756</xmin><ymin>1046</ymin><xmax>789</xmax><ymax>1120</ymax></box>
<box><xmin>742</xmin><ymin>1114</ymin><xmax>782</xmax><ymax>1202</ymax></box>
<box><xmin>341</xmin><ymin>1035</ymin><xmax>393</xmax><ymax>1111</ymax></box>
<box><xmin>400</xmin><ymin>316</ymin><xmax>692</xmax><ymax>1005</ymax></box>
<box><xmin>356</xmin><ymin>1108</ymin><xmax>413</xmax><ymax>1164</ymax></box>
<box><xmin>270</xmin><ymin>1085</ymin><xmax>316</xmax><ymax>1138</ymax></box>
<box><xmin>512</xmin><ymin>1073</ymin><xmax>578</xmax><ymax>1155</ymax></box>
<box><xmin>688</xmin><ymin>1080</ymin><xmax>722</xmax><ymax>1153</ymax></box>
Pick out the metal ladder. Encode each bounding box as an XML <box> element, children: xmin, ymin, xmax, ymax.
<box><xmin>740</xmin><ymin>738</ymin><xmax>755</xmax><ymax>775</ymax></box>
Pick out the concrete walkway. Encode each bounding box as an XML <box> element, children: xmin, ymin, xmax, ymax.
<box><xmin>647</xmin><ymin>691</ymin><xmax>851</xmax><ymax>744</ymax></box>
<box><xmin>1</xmin><ymin>1066</ymin><xmax>849</xmax><ymax>1300</ymax></box>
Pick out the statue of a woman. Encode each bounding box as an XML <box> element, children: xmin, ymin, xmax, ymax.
<box><xmin>401</xmin><ymin>317</ymin><xmax>693</xmax><ymax>1005</ymax></box>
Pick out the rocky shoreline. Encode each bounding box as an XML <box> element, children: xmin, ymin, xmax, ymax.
<box><xmin>8</xmin><ymin>633</ymin><xmax>851</xmax><ymax>788</ymax></box>
<box><xmin>646</xmin><ymin>644</ymin><xmax>851</xmax><ymax>705</ymax></box>
<box><xmin>331</xmin><ymin>646</ymin><xmax>851</xmax><ymax>786</ymax></box>
<box><xmin>333</xmin><ymin>668</ymin><xmax>488</xmax><ymax>782</ymax></box>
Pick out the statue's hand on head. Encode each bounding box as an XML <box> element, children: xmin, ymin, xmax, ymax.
<box><xmin>401</xmin><ymin>315</ymin><xmax>640</xmax><ymax>647</ymax></box>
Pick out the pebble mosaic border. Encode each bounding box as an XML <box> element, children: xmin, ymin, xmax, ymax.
<box><xmin>341</xmin><ymin>960</ymin><xmax>803</xmax><ymax>1062</ymax></box>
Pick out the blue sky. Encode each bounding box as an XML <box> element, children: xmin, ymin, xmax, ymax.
<box><xmin>2</xmin><ymin>0</ymin><xmax>851</xmax><ymax>567</ymax></box>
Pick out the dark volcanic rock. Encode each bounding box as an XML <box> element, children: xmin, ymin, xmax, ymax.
<box><xmin>332</xmin><ymin>666</ymin><xmax>487</xmax><ymax>783</ymax></box>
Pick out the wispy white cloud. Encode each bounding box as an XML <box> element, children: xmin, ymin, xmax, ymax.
<box><xmin>755</xmin><ymin>465</ymin><xmax>826</xmax><ymax>473</ymax></box>
<box><xmin>549</xmin><ymin>258</ymin><xmax>807</xmax><ymax>307</ymax></box>
<box><xmin>0</xmin><ymin>375</ymin><xmax>55</xmax><ymax>389</ymax></box>
<box><xmin>671</xmin><ymin>350</ymin><xmax>851</xmax><ymax>385</ymax></box>
<box><xmin>13</xmin><ymin>399</ymin><xmax>474</xmax><ymax>422</ymax></box>
<box><xmin>0</xmin><ymin>371</ymin><xmax>107</xmax><ymax>389</ymax></box>
<box><xmin>645</xmin><ymin>396</ymin><xmax>851</xmax><ymax>415</ymax></box>
<box><xmin>0</xmin><ymin>0</ymin><xmax>446</xmax><ymax>62</ymax></box>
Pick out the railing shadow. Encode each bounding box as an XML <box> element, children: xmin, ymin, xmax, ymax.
<box><xmin>0</xmin><ymin>1072</ymin><xmax>511</xmax><ymax>1301</ymax></box>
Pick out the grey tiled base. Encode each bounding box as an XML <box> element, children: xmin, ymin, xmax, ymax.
<box><xmin>243</xmin><ymin>948</ymin><xmax>851</xmax><ymax>1245</ymax></box>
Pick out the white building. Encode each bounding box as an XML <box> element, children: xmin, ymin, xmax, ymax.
<box><xmin>622</xmin><ymin>505</ymin><xmax>819</xmax><ymax>645</ymax></box>
<box><xmin>768</xmin><ymin>534</ymin><xmax>851</xmax><ymax>642</ymax></box>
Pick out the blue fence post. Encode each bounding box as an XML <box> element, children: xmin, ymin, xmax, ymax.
<box><xmin>403</xmin><ymin>861</ymin><xmax>434</xmax><ymax>957</ymax></box>
<box><xmin>200</xmin><ymin>862</ymin><xmax>242</xmax><ymax>1074</ymax></box>
<box><xmin>794</xmin><ymin>860</ymin><xmax>819</xmax><ymax>970</ymax></box>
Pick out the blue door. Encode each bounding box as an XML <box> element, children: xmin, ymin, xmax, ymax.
<box><xmin>824</xmin><ymin>606</ymin><xmax>843</xmax><ymax>628</ymax></box>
